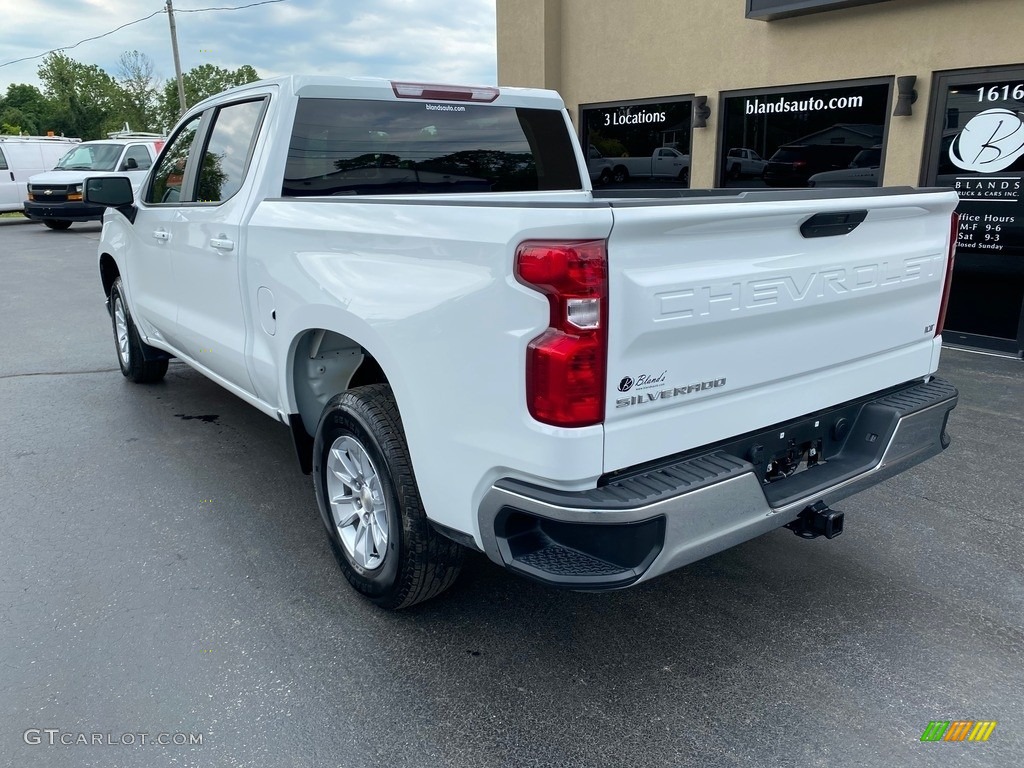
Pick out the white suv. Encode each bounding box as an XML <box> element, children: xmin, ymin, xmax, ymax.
<box><xmin>24</xmin><ymin>131</ymin><xmax>165</xmax><ymax>230</ymax></box>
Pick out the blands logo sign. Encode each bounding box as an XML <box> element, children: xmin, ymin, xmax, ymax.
<box><xmin>920</xmin><ymin>720</ymin><xmax>997</xmax><ymax>742</ymax></box>
<box><xmin>949</xmin><ymin>108</ymin><xmax>1024</xmax><ymax>173</ymax></box>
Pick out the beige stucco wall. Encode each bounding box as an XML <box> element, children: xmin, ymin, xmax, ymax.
<box><xmin>497</xmin><ymin>0</ymin><xmax>1024</xmax><ymax>187</ymax></box>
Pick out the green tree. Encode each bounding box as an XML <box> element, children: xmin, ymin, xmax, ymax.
<box><xmin>37</xmin><ymin>52</ymin><xmax>122</xmax><ymax>138</ymax></box>
<box><xmin>116</xmin><ymin>50</ymin><xmax>159</xmax><ymax>133</ymax></box>
<box><xmin>0</xmin><ymin>84</ymin><xmax>51</xmax><ymax>135</ymax></box>
<box><xmin>157</xmin><ymin>64</ymin><xmax>259</xmax><ymax>130</ymax></box>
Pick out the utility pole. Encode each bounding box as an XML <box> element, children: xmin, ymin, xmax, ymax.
<box><xmin>166</xmin><ymin>0</ymin><xmax>187</xmax><ymax>117</ymax></box>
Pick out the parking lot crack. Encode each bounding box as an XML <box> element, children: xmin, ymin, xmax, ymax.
<box><xmin>0</xmin><ymin>367</ymin><xmax>120</xmax><ymax>380</ymax></box>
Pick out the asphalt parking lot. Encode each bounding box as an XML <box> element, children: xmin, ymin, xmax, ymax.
<box><xmin>1</xmin><ymin>216</ymin><xmax>1022</xmax><ymax>768</ymax></box>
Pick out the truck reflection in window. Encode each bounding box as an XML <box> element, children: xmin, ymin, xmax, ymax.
<box><xmin>148</xmin><ymin>116</ymin><xmax>200</xmax><ymax>205</ymax></box>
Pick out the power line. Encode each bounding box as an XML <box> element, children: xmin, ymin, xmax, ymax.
<box><xmin>177</xmin><ymin>1</ymin><xmax>285</xmax><ymax>12</ymax></box>
<box><xmin>0</xmin><ymin>1</ymin><xmax>285</xmax><ymax>71</ymax></box>
<box><xmin>0</xmin><ymin>9</ymin><xmax>167</xmax><ymax>69</ymax></box>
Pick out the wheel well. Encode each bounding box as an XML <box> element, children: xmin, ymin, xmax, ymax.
<box><xmin>99</xmin><ymin>253</ymin><xmax>120</xmax><ymax>300</ymax></box>
<box><xmin>292</xmin><ymin>329</ymin><xmax>388</xmax><ymax>439</ymax></box>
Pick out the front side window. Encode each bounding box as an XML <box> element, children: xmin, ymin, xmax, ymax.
<box><xmin>146</xmin><ymin>115</ymin><xmax>201</xmax><ymax>205</ymax></box>
<box><xmin>196</xmin><ymin>99</ymin><xmax>265</xmax><ymax>203</ymax></box>
<box><xmin>121</xmin><ymin>145</ymin><xmax>153</xmax><ymax>171</ymax></box>
<box><xmin>0</xmin><ymin>147</ymin><xmax>7</xmax><ymax>170</ymax></box>
<box><xmin>283</xmin><ymin>98</ymin><xmax>581</xmax><ymax>196</ymax></box>
<box><xmin>55</xmin><ymin>143</ymin><xmax>122</xmax><ymax>171</ymax></box>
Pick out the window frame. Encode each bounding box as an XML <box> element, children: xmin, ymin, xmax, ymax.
<box><xmin>142</xmin><ymin>112</ymin><xmax>207</xmax><ymax>207</ymax></box>
<box><xmin>191</xmin><ymin>96</ymin><xmax>269</xmax><ymax>207</ymax></box>
<box><xmin>714</xmin><ymin>75</ymin><xmax>893</xmax><ymax>188</ymax></box>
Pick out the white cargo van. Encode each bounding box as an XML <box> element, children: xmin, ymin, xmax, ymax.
<box><xmin>0</xmin><ymin>135</ymin><xmax>81</xmax><ymax>213</ymax></box>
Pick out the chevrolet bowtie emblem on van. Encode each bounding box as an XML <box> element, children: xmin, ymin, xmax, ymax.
<box><xmin>43</xmin><ymin>189</ymin><xmax>53</xmax><ymax>196</ymax></box>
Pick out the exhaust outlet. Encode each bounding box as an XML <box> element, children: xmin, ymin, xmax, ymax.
<box><xmin>787</xmin><ymin>501</ymin><xmax>844</xmax><ymax>540</ymax></box>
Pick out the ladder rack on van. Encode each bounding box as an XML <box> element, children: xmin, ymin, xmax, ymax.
<box><xmin>106</xmin><ymin>130</ymin><xmax>166</xmax><ymax>140</ymax></box>
<box><xmin>0</xmin><ymin>135</ymin><xmax>81</xmax><ymax>143</ymax></box>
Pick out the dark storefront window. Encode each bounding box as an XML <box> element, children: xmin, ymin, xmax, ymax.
<box><xmin>923</xmin><ymin>66</ymin><xmax>1024</xmax><ymax>356</ymax></box>
<box><xmin>717</xmin><ymin>79</ymin><xmax>891</xmax><ymax>189</ymax></box>
<box><xmin>579</xmin><ymin>97</ymin><xmax>693</xmax><ymax>189</ymax></box>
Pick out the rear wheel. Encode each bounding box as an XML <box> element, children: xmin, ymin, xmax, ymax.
<box><xmin>612</xmin><ymin>165</ymin><xmax>628</xmax><ymax>183</ymax></box>
<box><xmin>313</xmin><ymin>384</ymin><xmax>464</xmax><ymax>609</ymax></box>
<box><xmin>43</xmin><ymin>220</ymin><xmax>72</xmax><ymax>230</ymax></box>
<box><xmin>110</xmin><ymin>278</ymin><xmax>168</xmax><ymax>383</ymax></box>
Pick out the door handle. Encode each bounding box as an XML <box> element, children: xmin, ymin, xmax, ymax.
<box><xmin>210</xmin><ymin>236</ymin><xmax>235</xmax><ymax>251</ymax></box>
<box><xmin>152</xmin><ymin>229</ymin><xmax>170</xmax><ymax>241</ymax></box>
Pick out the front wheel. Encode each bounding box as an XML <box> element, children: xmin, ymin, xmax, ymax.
<box><xmin>110</xmin><ymin>278</ymin><xmax>168</xmax><ymax>383</ymax></box>
<box><xmin>612</xmin><ymin>165</ymin><xmax>628</xmax><ymax>184</ymax></box>
<box><xmin>43</xmin><ymin>220</ymin><xmax>72</xmax><ymax>230</ymax></box>
<box><xmin>313</xmin><ymin>384</ymin><xmax>464</xmax><ymax>609</ymax></box>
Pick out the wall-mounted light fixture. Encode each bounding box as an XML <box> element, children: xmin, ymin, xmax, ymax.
<box><xmin>693</xmin><ymin>95</ymin><xmax>711</xmax><ymax>128</ymax></box>
<box><xmin>893</xmin><ymin>76</ymin><xmax>918</xmax><ymax>117</ymax></box>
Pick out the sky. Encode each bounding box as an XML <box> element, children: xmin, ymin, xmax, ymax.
<box><xmin>0</xmin><ymin>0</ymin><xmax>498</xmax><ymax>94</ymax></box>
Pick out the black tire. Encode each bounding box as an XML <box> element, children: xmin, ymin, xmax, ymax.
<box><xmin>109</xmin><ymin>278</ymin><xmax>168</xmax><ymax>383</ymax></box>
<box><xmin>728</xmin><ymin>164</ymin><xmax>741</xmax><ymax>180</ymax></box>
<box><xmin>313</xmin><ymin>384</ymin><xmax>463</xmax><ymax>609</ymax></box>
<box><xmin>612</xmin><ymin>165</ymin><xmax>628</xmax><ymax>184</ymax></box>
<box><xmin>43</xmin><ymin>220</ymin><xmax>72</xmax><ymax>230</ymax></box>
<box><xmin>678</xmin><ymin>168</ymin><xmax>690</xmax><ymax>186</ymax></box>
<box><xmin>597</xmin><ymin>168</ymin><xmax>612</xmax><ymax>185</ymax></box>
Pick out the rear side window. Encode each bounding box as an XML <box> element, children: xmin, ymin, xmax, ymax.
<box><xmin>0</xmin><ymin>147</ymin><xmax>7</xmax><ymax>170</ymax></box>
<box><xmin>283</xmin><ymin>98</ymin><xmax>582</xmax><ymax>196</ymax></box>
<box><xmin>195</xmin><ymin>99</ymin><xmax>265</xmax><ymax>203</ymax></box>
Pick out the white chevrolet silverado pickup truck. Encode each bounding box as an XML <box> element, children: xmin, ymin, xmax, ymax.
<box><xmin>85</xmin><ymin>76</ymin><xmax>960</xmax><ymax>609</ymax></box>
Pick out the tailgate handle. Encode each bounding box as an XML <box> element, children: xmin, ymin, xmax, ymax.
<box><xmin>800</xmin><ymin>210</ymin><xmax>867</xmax><ymax>238</ymax></box>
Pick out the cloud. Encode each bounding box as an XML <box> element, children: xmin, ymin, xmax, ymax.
<box><xmin>0</xmin><ymin>0</ymin><xmax>497</xmax><ymax>94</ymax></box>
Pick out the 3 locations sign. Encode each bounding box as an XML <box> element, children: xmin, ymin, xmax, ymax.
<box><xmin>924</xmin><ymin>67</ymin><xmax>1024</xmax><ymax>354</ymax></box>
<box><xmin>718</xmin><ymin>79</ymin><xmax>890</xmax><ymax>188</ymax></box>
<box><xmin>579</xmin><ymin>98</ymin><xmax>692</xmax><ymax>188</ymax></box>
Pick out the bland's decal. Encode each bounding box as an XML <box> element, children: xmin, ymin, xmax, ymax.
<box><xmin>615</xmin><ymin>378</ymin><xmax>726</xmax><ymax>408</ymax></box>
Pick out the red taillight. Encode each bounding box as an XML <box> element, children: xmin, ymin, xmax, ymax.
<box><xmin>936</xmin><ymin>211</ymin><xmax>959</xmax><ymax>337</ymax></box>
<box><xmin>390</xmin><ymin>81</ymin><xmax>499</xmax><ymax>103</ymax></box>
<box><xmin>516</xmin><ymin>240</ymin><xmax>607</xmax><ymax>427</ymax></box>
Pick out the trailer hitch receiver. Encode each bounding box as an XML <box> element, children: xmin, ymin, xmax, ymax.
<box><xmin>787</xmin><ymin>501</ymin><xmax>844</xmax><ymax>540</ymax></box>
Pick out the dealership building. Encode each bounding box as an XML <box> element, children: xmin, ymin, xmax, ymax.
<box><xmin>496</xmin><ymin>0</ymin><xmax>1024</xmax><ymax>357</ymax></box>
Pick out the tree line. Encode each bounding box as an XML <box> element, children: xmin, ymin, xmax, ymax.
<box><xmin>0</xmin><ymin>51</ymin><xmax>258</xmax><ymax>139</ymax></box>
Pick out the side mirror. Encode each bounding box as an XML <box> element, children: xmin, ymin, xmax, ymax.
<box><xmin>123</xmin><ymin>157</ymin><xmax>139</xmax><ymax>170</ymax></box>
<box><xmin>84</xmin><ymin>176</ymin><xmax>137</xmax><ymax>222</ymax></box>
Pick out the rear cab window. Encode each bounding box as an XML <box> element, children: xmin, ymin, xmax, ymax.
<box><xmin>282</xmin><ymin>98</ymin><xmax>582</xmax><ymax>196</ymax></box>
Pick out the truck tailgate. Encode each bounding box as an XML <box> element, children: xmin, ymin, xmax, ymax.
<box><xmin>603</xmin><ymin>189</ymin><xmax>959</xmax><ymax>472</ymax></box>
